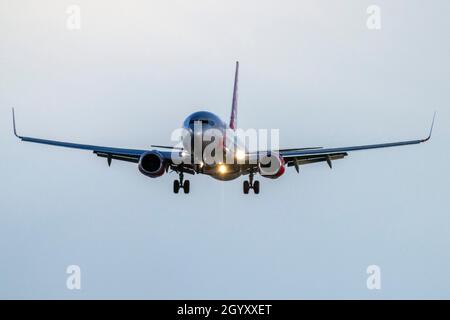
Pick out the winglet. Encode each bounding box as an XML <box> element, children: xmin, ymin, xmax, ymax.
<box><xmin>422</xmin><ymin>111</ymin><xmax>436</xmax><ymax>142</ymax></box>
<box><xmin>12</xmin><ymin>108</ymin><xmax>20</xmax><ymax>138</ymax></box>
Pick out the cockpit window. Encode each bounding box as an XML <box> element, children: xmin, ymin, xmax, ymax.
<box><xmin>189</xmin><ymin>119</ymin><xmax>215</xmax><ymax>126</ymax></box>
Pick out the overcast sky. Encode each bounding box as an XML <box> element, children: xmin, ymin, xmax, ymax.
<box><xmin>1</xmin><ymin>0</ymin><xmax>449</xmax><ymax>299</ymax></box>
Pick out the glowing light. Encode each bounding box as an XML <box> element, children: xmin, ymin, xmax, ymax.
<box><xmin>235</xmin><ymin>149</ymin><xmax>246</xmax><ymax>161</ymax></box>
<box><xmin>218</xmin><ymin>164</ymin><xmax>227</xmax><ymax>174</ymax></box>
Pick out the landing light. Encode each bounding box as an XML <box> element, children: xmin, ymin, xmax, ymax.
<box><xmin>218</xmin><ymin>164</ymin><xmax>227</xmax><ymax>174</ymax></box>
<box><xmin>235</xmin><ymin>149</ymin><xmax>246</xmax><ymax>161</ymax></box>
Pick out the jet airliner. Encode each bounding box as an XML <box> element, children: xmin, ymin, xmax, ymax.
<box><xmin>12</xmin><ymin>62</ymin><xmax>434</xmax><ymax>194</ymax></box>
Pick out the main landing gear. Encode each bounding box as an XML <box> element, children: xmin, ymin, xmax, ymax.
<box><xmin>173</xmin><ymin>172</ymin><xmax>190</xmax><ymax>194</ymax></box>
<box><xmin>243</xmin><ymin>171</ymin><xmax>260</xmax><ymax>194</ymax></box>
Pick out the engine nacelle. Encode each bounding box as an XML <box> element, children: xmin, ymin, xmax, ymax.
<box><xmin>258</xmin><ymin>152</ymin><xmax>285</xmax><ymax>179</ymax></box>
<box><xmin>138</xmin><ymin>151</ymin><xmax>166</xmax><ymax>178</ymax></box>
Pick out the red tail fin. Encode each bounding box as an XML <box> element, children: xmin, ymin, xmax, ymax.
<box><xmin>229</xmin><ymin>61</ymin><xmax>239</xmax><ymax>130</ymax></box>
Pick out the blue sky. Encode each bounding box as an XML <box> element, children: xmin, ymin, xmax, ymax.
<box><xmin>1</xmin><ymin>0</ymin><xmax>449</xmax><ymax>299</ymax></box>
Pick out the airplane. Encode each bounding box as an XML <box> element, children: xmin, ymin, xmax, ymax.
<box><xmin>12</xmin><ymin>61</ymin><xmax>435</xmax><ymax>194</ymax></box>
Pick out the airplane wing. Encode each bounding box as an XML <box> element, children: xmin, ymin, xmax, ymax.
<box><xmin>11</xmin><ymin>108</ymin><xmax>169</xmax><ymax>165</ymax></box>
<box><xmin>276</xmin><ymin>114</ymin><xmax>436</xmax><ymax>172</ymax></box>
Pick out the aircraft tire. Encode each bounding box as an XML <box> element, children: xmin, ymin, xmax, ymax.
<box><xmin>253</xmin><ymin>180</ymin><xmax>260</xmax><ymax>194</ymax></box>
<box><xmin>183</xmin><ymin>180</ymin><xmax>190</xmax><ymax>194</ymax></box>
<box><xmin>243</xmin><ymin>181</ymin><xmax>250</xmax><ymax>194</ymax></box>
<box><xmin>173</xmin><ymin>180</ymin><xmax>180</xmax><ymax>193</ymax></box>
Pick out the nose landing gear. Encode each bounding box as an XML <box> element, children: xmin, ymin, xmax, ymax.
<box><xmin>173</xmin><ymin>172</ymin><xmax>190</xmax><ymax>194</ymax></box>
<box><xmin>243</xmin><ymin>171</ymin><xmax>260</xmax><ymax>194</ymax></box>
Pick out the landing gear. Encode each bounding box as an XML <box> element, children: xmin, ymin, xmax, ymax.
<box><xmin>253</xmin><ymin>180</ymin><xmax>260</xmax><ymax>194</ymax></box>
<box><xmin>243</xmin><ymin>171</ymin><xmax>260</xmax><ymax>194</ymax></box>
<box><xmin>183</xmin><ymin>180</ymin><xmax>190</xmax><ymax>194</ymax></box>
<box><xmin>173</xmin><ymin>180</ymin><xmax>180</xmax><ymax>193</ymax></box>
<box><xmin>243</xmin><ymin>181</ymin><xmax>250</xmax><ymax>194</ymax></box>
<box><xmin>173</xmin><ymin>172</ymin><xmax>190</xmax><ymax>194</ymax></box>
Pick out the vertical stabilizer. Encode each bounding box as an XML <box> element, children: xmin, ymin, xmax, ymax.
<box><xmin>229</xmin><ymin>61</ymin><xmax>239</xmax><ymax>130</ymax></box>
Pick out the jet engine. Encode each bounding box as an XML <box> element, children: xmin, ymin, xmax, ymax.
<box><xmin>258</xmin><ymin>152</ymin><xmax>285</xmax><ymax>179</ymax></box>
<box><xmin>138</xmin><ymin>151</ymin><xmax>166</xmax><ymax>178</ymax></box>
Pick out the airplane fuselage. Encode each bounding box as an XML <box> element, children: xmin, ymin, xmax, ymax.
<box><xmin>181</xmin><ymin>111</ymin><xmax>243</xmax><ymax>181</ymax></box>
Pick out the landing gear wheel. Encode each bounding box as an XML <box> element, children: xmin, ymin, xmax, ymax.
<box><xmin>253</xmin><ymin>180</ymin><xmax>260</xmax><ymax>194</ymax></box>
<box><xmin>173</xmin><ymin>180</ymin><xmax>180</xmax><ymax>194</ymax></box>
<box><xmin>243</xmin><ymin>181</ymin><xmax>250</xmax><ymax>194</ymax></box>
<box><xmin>183</xmin><ymin>180</ymin><xmax>190</xmax><ymax>194</ymax></box>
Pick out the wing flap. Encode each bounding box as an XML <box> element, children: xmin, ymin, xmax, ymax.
<box><xmin>285</xmin><ymin>152</ymin><xmax>348</xmax><ymax>167</ymax></box>
<box><xmin>94</xmin><ymin>152</ymin><xmax>140</xmax><ymax>163</ymax></box>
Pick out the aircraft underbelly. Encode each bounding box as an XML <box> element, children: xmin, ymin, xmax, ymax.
<box><xmin>208</xmin><ymin>172</ymin><xmax>242</xmax><ymax>181</ymax></box>
<box><xmin>201</xmin><ymin>166</ymin><xmax>242</xmax><ymax>181</ymax></box>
